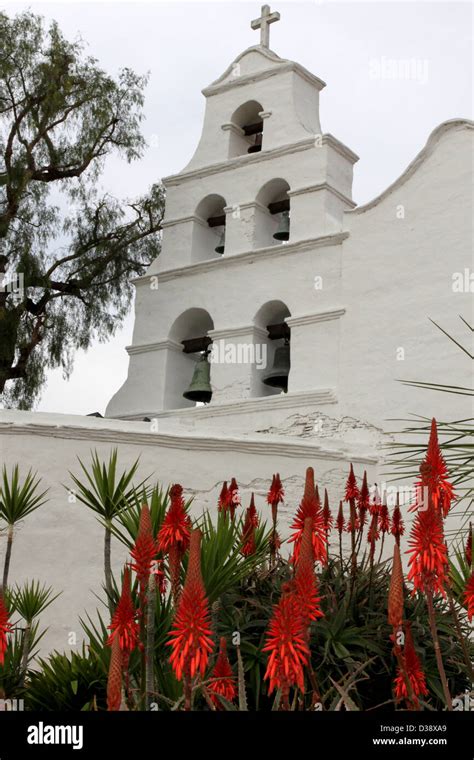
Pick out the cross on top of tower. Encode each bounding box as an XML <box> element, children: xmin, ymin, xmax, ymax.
<box><xmin>251</xmin><ymin>4</ymin><xmax>280</xmax><ymax>49</ymax></box>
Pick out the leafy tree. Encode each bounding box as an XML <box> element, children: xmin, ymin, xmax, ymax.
<box><xmin>0</xmin><ymin>11</ymin><xmax>164</xmax><ymax>408</ymax></box>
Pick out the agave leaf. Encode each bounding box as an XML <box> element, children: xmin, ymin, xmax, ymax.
<box><xmin>329</xmin><ymin>677</ymin><xmax>360</xmax><ymax>711</ymax></box>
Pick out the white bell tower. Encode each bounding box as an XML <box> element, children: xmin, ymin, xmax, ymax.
<box><xmin>106</xmin><ymin>5</ymin><xmax>359</xmax><ymax>435</ymax></box>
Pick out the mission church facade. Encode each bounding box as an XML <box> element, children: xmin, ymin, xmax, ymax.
<box><xmin>107</xmin><ymin>5</ymin><xmax>472</xmax><ymax>451</ymax></box>
<box><xmin>1</xmin><ymin>6</ymin><xmax>472</xmax><ymax>652</ymax></box>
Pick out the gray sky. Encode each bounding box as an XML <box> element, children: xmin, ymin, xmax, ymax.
<box><xmin>4</xmin><ymin>1</ymin><xmax>472</xmax><ymax>415</ymax></box>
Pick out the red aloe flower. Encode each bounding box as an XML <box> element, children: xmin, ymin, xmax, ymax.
<box><xmin>344</xmin><ymin>464</ymin><xmax>360</xmax><ymax>533</ymax></box>
<box><xmin>157</xmin><ymin>484</ymin><xmax>191</xmax><ymax>602</ymax></box>
<box><xmin>336</xmin><ymin>500</ymin><xmax>345</xmax><ymax>534</ymax></box>
<box><xmin>240</xmin><ymin>493</ymin><xmax>259</xmax><ymax>556</ymax></box>
<box><xmin>345</xmin><ymin>463</ymin><xmax>360</xmax><ymax>502</ymax></box>
<box><xmin>466</xmin><ymin>524</ymin><xmax>472</xmax><ymax>567</ymax></box>
<box><xmin>157</xmin><ymin>484</ymin><xmax>191</xmax><ymax>553</ymax></box>
<box><xmin>107</xmin><ymin>566</ymin><xmax>139</xmax><ymax>656</ymax></box>
<box><xmin>227</xmin><ymin>477</ymin><xmax>241</xmax><ymax>520</ymax></box>
<box><xmin>153</xmin><ymin>558</ymin><xmax>167</xmax><ymax>596</ymax></box>
<box><xmin>218</xmin><ymin>481</ymin><xmax>228</xmax><ymax>512</ymax></box>
<box><xmin>464</xmin><ymin>573</ymin><xmax>474</xmax><ymax>622</ymax></box>
<box><xmin>267</xmin><ymin>473</ymin><xmax>284</xmax><ymax>505</ymax></box>
<box><xmin>370</xmin><ymin>483</ymin><xmax>382</xmax><ymax>515</ymax></box>
<box><xmin>267</xmin><ymin>472</ymin><xmax>284</xmax><ymax>521</ymax></box>
<box><xmin>345</xmin><ymin>510</ymin><xmax>360</xmax><ymax>533</ymax></box>
<box><xmin>393</xmin><ymin>624</ymin><xmax>428</xmax><ymax>709</ymax></box>
<box><xmin>0</xmin><ymin>593</ymin><xmax>12</xmax><ymax>665</ymax></box>
<box><xmin>417</xmin><ymin>418</ymin><xmax>455</xmax><ymax>518</ymax></box>
<box><xmin>323</xmin><ymin>488</ymin><xmax>334</xmax><ymax>534</ymax></box>
<box><xmin>388</xmin><ymin>543</ymin><xmax>404</xmax><ymax>629</ymax></box>
<box><xmin>130</xmin><ymin>504</ymin><xmax>157</xmax><ymax>601</ymax></box>
<box><xmin>289</xmin><ymin>467</ymin><xmax>327</xmax><ymax>565</ymax></box>
<box><xmin>367</xmin><ymin>511</ymin><xmax>380</xmax><ymax>558</ymax></box>
<box><xmin>358</xmin><ymin>471</ymin><xmax>370</xmax><ymax>527</ymax></box>
<box><xmin>391</xmin><ymin>502</ymin><xmax>405</xmax><ymax>545</ymax></box>
<box><xmin>407</xmin><ymin>508</ymin><xmax>449</xmax><ymax>596</ymax></box>
<box><xmin>263</xmin><ymin>591</ymin><xmax>309</xmax><ymax>696</ymax></box>
<box><xmin>107</xmin><ymin>636</ymin><xmax>123</xmax><ymax>711</ymax></box>
<box><xmin>209</xmin><ymin>637</ymin><xmax>236</xmax><ymax>708</ymax></box>
<box><xmin>378</xmin><ymin>501</ymin><xmax>390</xmax><ymax>534</ymax></box>
<box><xmin>270</xmin><ymin>529</ymin><xmax>282</xmax><ymax>556</ymax></box>
<box><xmin>322</xmin><ymin>489</ymin><xmax>333</xmax><ymax>534</ymax></box>
<box><xmin>168</xmin><ymin>529</ymin><xmax>214</xmax><ymax>681</ymax></box>
<box><xmin>294</xmin><ymin>518</ymin><xmax>323</xmax><ymax>624</ymax></box>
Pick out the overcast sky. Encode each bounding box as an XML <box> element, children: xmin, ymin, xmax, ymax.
<box><xmin>3</xmin><ymin>0</ymin><xmax>472</xmax><ymax>416</ymax></box>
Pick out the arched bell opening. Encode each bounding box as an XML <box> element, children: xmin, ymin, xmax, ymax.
<box><xmin>252</xmin><ymin>300</ymin><xmax>291</xmax><ymax>397</ymax></box>
<box><xmin>254</xmin><ymin>179</ymin><xmax>291</xmax><ymax>249</ymax></box>
<box><xmin>228</xmin><ymin>100</ymin><xmax>264</xmax><ymax>157</ymax></box>
<box><xmin>165</xmin><ymin>309</ymin><xmax>214</xmax><ymax>409</ymax></box>
<box><xmin>192</xmin><ymin>194</ymin><xmax>227</xmax><ymax>262</ymax></box>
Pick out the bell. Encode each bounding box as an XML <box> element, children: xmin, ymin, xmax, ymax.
<box><xmin>247</xmin><ymin>132</ymin><xmax>262</xmax><ymax>154</ymax></box>
<box><xmin>183</xmin><ymin>353</ymin><xmax>213</xmax><ymax>403</ymax></box>
<box><xmin>273</xmin><ymin>210</ymin><xmax>290</xmax><ymax>241</ymax></box>
<box><xmin>263</xmin><ymin>341</ymin><xmax>290</xmax><ymax>392</ymax></box>
<box><xmin>215</xmin><ymin>230</ymin><xmax>225</xmax><ymax>254</ymax></box>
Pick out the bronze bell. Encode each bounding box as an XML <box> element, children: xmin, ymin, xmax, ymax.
<box><xmin>183</xmin><ymin>353</ymin><xmax>213</xmax><ymax>403</ymax></box>
<box><xmin>247</xmin><ymin>132</ymin><xmax>262</xmax><ymax>154</ymax></box>
<box><xmin>273</xmin><ymin>210</ymin><xmax>290</xmax><ymax>241</ymax></box>
<box><xmin>215</xmin><ymin>230</ymin><xmax>225</xmax><ymax>254</ymax></box>
<box><xmin>263</xmin><ymin>340</ymin><xmax>290</xmax><ymax>392</ymax></box>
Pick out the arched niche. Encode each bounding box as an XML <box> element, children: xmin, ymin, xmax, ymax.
<box><xmin>165</xmin><ymin>308</ymin><xmax>215</xmax><ymax>409</ymax></box>
<box><xmin>192</xmin><ymin>194</ymin><xmax>227</xmax><ymax>262</ymax></box>
<box><xmin>252</xmin><ymin>300</ymin><xmax>291</xmax><ymax>397</ymax></box>
<box><xmin>227</xmin><ymin>100</ymin><xmax>264</xmax><ymax>157</ymax></box>
<box><xmin>254</xmin><ymin>178</ymin><xmax>291</xmax><ymax>249</ymax></box>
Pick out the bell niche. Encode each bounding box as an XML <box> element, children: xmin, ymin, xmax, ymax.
<box><xmin>254</xmin><ymin>178</ymin><xmax>291</xmax><ymax>249</ymax></box>
<box><xmin>193</xmin><ymin>195</ymin><xmax>227</xmax><ymax>262</ymax></box>
<box><xmin>228</xmin><ymin>100</ymin><xmax>264</xmax><ymax>158</ymax></box>
<box><xmin>262</xmin><ymin>322</ymin><xmax>291</xmax><ymax>393</ymax></box>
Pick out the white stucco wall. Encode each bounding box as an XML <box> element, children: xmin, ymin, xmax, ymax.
<box><xmin>339</xmin><ymin>120</ymin><xmax>473</xmax><ymax>429</ymax></box>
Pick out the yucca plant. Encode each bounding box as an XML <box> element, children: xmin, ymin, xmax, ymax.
<box><xmin>0</xmin><ymin>466</ymin><xmax>48</xmax><ymax>589</ymax></box>
<box><xmin>68</xmin><ymin>449</ymin><xmax>150</xmax><ymax>613</ymax></box>
<box><xmin>8</xmin><ymin>581</ymin><xmax>60</xmax><ymax>685</ymax></box>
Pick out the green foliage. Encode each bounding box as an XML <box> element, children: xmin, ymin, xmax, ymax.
<box><xmin>68</xmin><ymin>449</ymin><xmax>148</xmax><ymax>523</ymax></box>
<box><xmin>449</xmin><ymin>543</ymin><xmax>472</xmax><ymax>608</ymax></box>
<box><xmin>25</xmin><ymin>648</ymin><xmax>107</xmax><ymax>711</ymax></box>
<box><xmin>8</xmin><ymin>580</ymin><xmax>60</xmax><ymax>624</ymax></box>
<box><xmin>196</xmin><ymin>510</ymin><xmax>271</xmax><ymax>602</ymax></box>
<box><xmin>0</xmin><ymin>623</ymin><xmax>43</xmax><ymax>698</ymax></box>
<box><xmin>0</xmin><ymin>10</ymin><xmax>165</xmax><ymax>407</ymax></box>
<box><xmin>0</xmin><ymin>465</ymin><xmax>47</xmax><ymax>526</ymax></box>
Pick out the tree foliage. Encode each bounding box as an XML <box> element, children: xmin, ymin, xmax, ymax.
<box><xmin>0</xmin><ymin>11</ymin><xmax>164</xmax><ymax>407</ymax></box>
